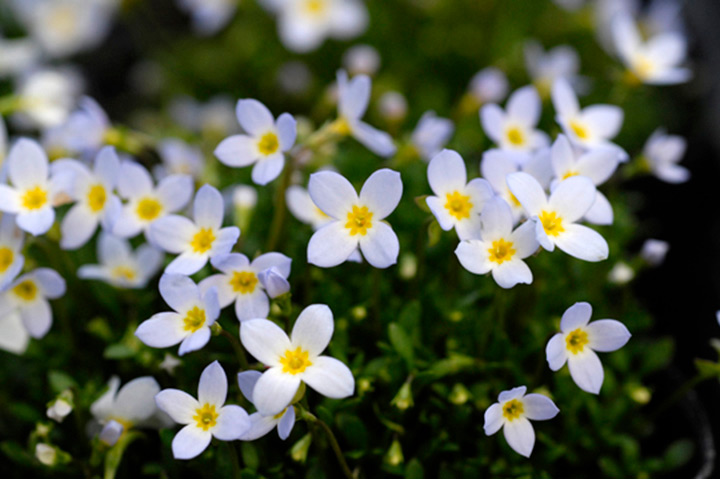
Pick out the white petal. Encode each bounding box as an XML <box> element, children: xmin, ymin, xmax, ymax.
<box><xmin>427</xmin><ymin>149</ymin><xmax>467</xmax><ymax>196</ymax></box>
<box><xmin>251</xmin><ymin>153</ymin><xmax>285</xmax><ymax>186</ymax></box>
<box><xmin>17</xmin><ymin>208</ymin><xmax>55</xmax><ymax>236</ymax></box>
<box><xmin>308</xmin><ymin>171</ymin><xmax>358</xmax><ymax>219</ymax></box>
<box><xmin>240</xmin><ymin>319</ymin><xmax>291</xmax><ymax>367</ymax></box>
<box><xmin>60</xmin><ymin>204</ymin><xmax>98</xmax><ymax>250</ymax></box>
<box><xmin>277</xmin><ymin>406</ymin><xmax>295</xmax><ymax>440</ymax></box>
<box><xmin>548</xmin><ymin>176</ymin><xmax>596</xmax><ymax>223</ymax></box>
<box><xmin>509</xmin><ymin>220</ymin><xmax>539</xmax><ymax>258</ymax></box>
<box><xmin>114</xmin><ymin>377</ymin><xmax>161</xmax><ymax>423</ymax></box>
<box><xmin>480</xmin><ymin>104</ymin><xmax>504</xmax><ymax>143</ymax></box>
<box><xmin>586</xmin><ymin>319</ymin><xmax>631</xmax><ymax>352</ymax></box>
<box><xmin>498</xmin><ymin>386</ymin><xmax>527</xmax><ymax>402</ymax></box>
<box><xmin>156</xmin><ymin>175</ymin><xmax>194</xmax><ymax>213</ymax></box>
<box><xmin>160</xmin><ymin>274</ymin><xmax>201</xmax><ymax>312</ymax></box>
<box><xmin>178</xmin><ymin>327</ymin><xmax>211</xmax><ymax>356</ymax></box>
<box><xmin>351</xmin><ymin>121</ymin><xmax>396</xmax><ymax>157</ymax></box>
<box><xmin>7</xmin><ymin>139</ymin><xmax>48</xmax><ymax>189</ymax></box>
<box><xmin>582</xmin><ymin>105</ymin><xmax>623</xmax><ymax>139</ymax></box>
<box><xmin>214</xmin><ymin>405</ymin><xmax>250</xmax><ymax>440</ymax></box>
<box><xmin>155</xmin><ymin>389</ymin><xmax>199</xmax><ymax>424</ymax></box>
<box><xmin>506</xmin><ymin>172</ymin><xmax>546</xmax><ymax>216</ymax></box>
<box><xmin>172</xmin><ymin>424</ymin><xmax>212</xmax><ymax>460</ymax></box>
<box><xmin>560</xmin><ymin>302</ymin><xmax>592</xmax><ymax>332</ymax></box>
<box><xmin>211</xmin><ymin>252</ymin><xmax>250</xmax><ymax>273</ymax></box>
<box><xmin>503</xmin><ymin>417</ymin><xmax>535</xmax><ymax>458</ymax></box>
<box><xmin>492</xmin><ymin>259</ymin><xmax>532</xmax><ymax>289</ymax></box>
<box><xmin>237</xmin><ymin>371</ymin><xmax>263</xmax><ymax>402</ymax></box>
<box><xmin>359</xmin><ymin>169</ymin><xmax>402</xmax><ymax>220</ymax></box>
<box><xmin>93</xmin><ymin>146</ymin><xmax>121</xmax><ymax>187</ymax></box>
<box><xmin>307</xmin><ymin>221</ymin><xmax>357</xmax><ymax>268</ymax></box>
<box><xmin>576</xmin><ymin>149</ymin><xmax>619</xmax><ymax>185</ymax></box>
<box><xmin>234</xmin><ymin>290</ymin><xmax>270</xmax><ymax>322</ymax></box>
<box><xmin>426</xmin><ymin>196</ymin><xmax>455</xmax><ymax>231</ymax></box>
<box><xmin>148</xmin><ymin>215</ymin><xmax>195</xmax><ymax>254</ymax></box>
<box><xmin>655</xmin><ymin>164</ymin><xmax>690</xmax><ymax>184</ymax></box>
<box><xmin>0</xmin><ymin>186</ymin><xmax>20</xmax><ymax>213</ymax></box>
<box><xmin>199</xmin><ymin>275</ymin><xmax>234</xmax><ymax>309</ymax></box>
<box><xmin>276</xmin><ymin>113</ymin><xmax>297</xmax><ymax>151</ymax></box>
<box><xmin>118</xmin><ymin>161</ymin><xmax>153</xmax><ymax>199</ymax></box>
<box><xmin>236</xmin><ymin>99</ymin><xmax>275</xmax><ymax>136</ymax></box>
<box><xmin>301</xmin><ymin>356</ymin><xmax>354</xmax><ymax>399</ymax></box>
<box><xmin>568</xmin><ymin>349</ymin><xmax>604</xmax><ymax>394</ymax></box>
<box><xmin>551</xmin><ymin>77</ymin><xmax>579</xmax><ymax>119</ymax></box>
<box><xmin>198</xmin><ymin>361</ymin><xmax>227</xmax><ymax>407</ymax></box>
<box><xmin>214</xmin><ymin>135</ymin><xmax>258</xmax><ymax>167</ymax></box>
<box><xmin>193</xmin><ymin>184</ymin><xmax>224</xmax><ymax>230</ymax></box>
<box><xmin>0</xmin><ymin>311</ymin><xmax>30</xmax><ymax>355</ymax></box>
<box><xmin>19</xmin><ymin>299</ymin><xmax>52</xmax><ymax>338</ymax></box>
<box><xmin>483</xmin><ymin>403</ymin><xmax>504</xmax><ymax>436</ymax></box>
<box><xmin>252</xmin><ymin>252</ymin><xmax>292</xmax><ymax>278</ymax></box>
<box><xmin>278</xmin><ymin>15</ymin><xmax>324</xmax><ymax>53</ymax></box>
<box><xmin>286</xmin><ymin>186</ymin><xmax>320</xmax><ymax>225</ymax></box>
<box><xmin>358</xmin><ymin>221</ymin><xmax>399</xmax><ymax>269</ymax></box>
<box><xmin>550</xmin><ymin>135</ymin><xmax>575</xmax><ymax>177</ymax></box>
<box><xmin>338</xmin><ymin>71</ymin><xmax>370</xmax><ymax>120</ymax></box>
<box><xmin>546</xmin><ymin>333</ymin><xmax>568</xmax><ymax>371</ymax></box>
<box><xmin>522</xmin><ymin>394</ymin><xmax>559</xmax><ymax>421</ymax></box>
<box><xmin>554</xmin><ymin>224</ymin><xmax>609</xmax><ymax>262</ymax></box>
<box><xmin>507</xmin><ymin>86</ymin><xmax>540</xmax><ymax>126</ymax></box>
<box><xmin>136</xmin><ymin>245</ymin><xmax>164</xmax><ymax>281</ymax></box>
<box><xmin>291</xmin><ymin>304</ymin><xmax>333</xmax><ymax>357</ymax></box>
<box><xmin>33</xmin><ymin>268</ymin><xmax>66</xmax><ymax>298</ymax></box>
<box><xmin>583</xmin><ymin>191</ymin><xmax>613</xmax><ymax>226</ymax></box>
<box><xmin>455</xmin><ymin>240</ymin><xmax>492</xmax><ymax>275</ymax></box>
<box><xmin>207</xmin><ymin>227</ymin><xmax>240</xmax><ymax>258</ymax></box>
<box><xmin>135</xmin><ymin>312</ymin><xmax>187</xmax><ymax>348</ymax></box>
<box><xmin>480</xmin><ymin>196</ymin><xmax>514</xmax><ymax>240</ymax></box>
<box><xmin>166</xmin><ymin>252</ymin><xmax>208</xmax><ymax>276</ymax></box>
<box><xmin>252</xmin><ymin>368</ymin><xmax>301</xmax><ymax>416</ymax></box>
<box><xmin>240</xmin><ymin>412</ymin><xmax>279</xmax><ymax>441</ymax></box>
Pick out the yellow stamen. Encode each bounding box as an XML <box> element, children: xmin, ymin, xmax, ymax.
<box><xmin>136</xmin><ymin>197</ymin><xmax>162</xmax><ymax>222</ymax></box>
<box><xmin>487</xmin><ymin>239</ymin><xmax>516</xmax><ymax>265</ymax></box>
<box><xmin>569</xmin><ymin>120</ymin><xmax>589</xmax><ymax>141</ymax></box>
<box><xmin>183</xmin><ymin>306</ymin><xmax>206</xmax><ymax>332</ymax></box>
<box><xmin>13</xmin><ymin>280</ymin><xmax>37</xmax><ymax>301</ymax></box>
<box><xmin>332</xmin><ymin>117</ymin><xmax>352</xmax><ymax>135</ymax></box>
<box><xmin>257</xmin><ymin>132</ymin><xmax>280</xmax><ymax>156</ymax></box>
<box><xmin>345</xmin><ymin>205</ymin><xmax>373</xmax><ymax>236</ymax></box>
<box><xmin>444</xmin><ymin>191</ymin><xmax>473</xmax><ymax>220</ymax></box>
<box><xmin>111</xmin><ymin>266</ymin><xmax>137</xmax><ymax>282</ymax></box>
<box><xmin>565</xmin><ymin>328</ymin><xmax>589</xmax><ymax>354</ymax></box>
<box><xmin>561</xmin><ymin>170</ymin><xmax>579</xmax><ymax>180</ymax></box>
<box><xmin>279</xmin><ymin>347</ymin><xmax>312</xmax><ymax>375</ymax></box>
<box><xmin>505</xmin><ymin>127</ymin><xmax>526</xmax><ymax>147</ymax></box>
<box><xmin>538</xmin><ymin>210</ymin><xmax>565</xmax><ymax>237</ymax></box>
<box><xmin>304</xmin><ymin>0</ymin><xmax>327</xmax><ymax>15</ymax></box>
<box><xmin>229</xmin><ymin>271</ymin><xmax>258</xmax><ymax>294</ymax></box>
<box><xmin>87</xmin><ymin>184</ymin><xmax>107</xmax><ymax>212</ymax></box>
<box><xmin>507</xmin><ymin>189</ymin><xmax>522</xmax><ymax>209</ymax></box>
<box><xmin>193</xmin><ymin>403</ymin><xmax>218</xmax><ymax>431</ymax></box>
<box><xmin>21</xmin><ymin>186</ymin><xmax>48</xmax><ymax>211</ymax></box>
<box><xmin>0</xmin><ymin>247</ymin><xmax>14</xmax><ymax>273</ymax></box>
<box><xmin>502</xmin><ymin>399</ymin><xmax>524</xmax><ymax>422</ymax></box>
<box><xmin>190</xmin><ymin>228</ymin><xmax>216</xmax><ymax>254</ymax></box>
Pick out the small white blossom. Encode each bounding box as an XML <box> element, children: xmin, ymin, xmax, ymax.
<box><xmin>546</xmin><ymin>302</ymin><xmax>631</xmax><ymax>394</ymax></box>
<box><xmin>78</xmin><ymin>233</ymin><xmax>163</xmax><ymax>289</ymax></box>
<box><xmin>524</xmin><ymin>41</ymin><xmax>581</xmax><ymax>99</ymax></box>
<box><xmin>155</xmin><ymin>361</ymin><xmax>251</xmax><ymax>459</ymax></box>
<box><xmin>43</xmin><ymin>97</ymin><xmax>110</xmax><ymax>157</ymax></box>
<box><xmin>0</xmin><ymin>268</ymin><xmax>66</xmax><ymax>339</ymax></box>
<box><xmin>0</xmin><ymin>36</ymin><xmax>40</xmax><ymax>78</ymax></box>
<box><xmin>35</xmin><ymin>443</ymin><xmax>58</xmax><ymax>466</ymax></box>
<box><xmin>608</xmin><ymin>262</ymin><xmax>635</xmax><ymax>284</ymax></box>
<box><xmin>156</xmin><ymin>138</ymin><xmax>205</xmax><ymax>181</ymax></box>
<box><xmin>47</xmin><ymin>397</ymin><xmax>73</xmax><ymax>423</ymax></box>
<box><xmin>177</xmin><ymin>0</ymin><xmax>237</xmax><ymax>35</ymax></box>
<box><xmin>378</xmin><ymin>91</ymin><xmax>408</xmax><ymax>122</ymax></box>
<box><xmin>469</xmin><ymin>67</ymin><xmax>509</xmax><ymax>105</ymax></box>
<box><xmin>411</xmin><ymin>111</ymin><xmax>454</xmax><ymax>161</ymax></box>
<box><xmin>343</xmin><ymin>44</ymin><xmax>381</xmax><ymax>76</ymax></box>
<box><xmin>15</xmin><ymin>68</ymin><xmax>82</xmax><ymax>129</ymax></box>
<box><xmin>640</xmin><ymin>238</ymin><xmax>669</xmax><ymax>266</ymax></box>
<box><xmin>237</xmin><ymin>370</ymin><xmax>296</xmax><ymax>441</ymax></box>
<box><xmin>483</xmin><ymin>386</ymin><xmax>559</xmax><ymax>458</ymax></box>
<box><xmin>642</xmin><ymin>128</ymin><xmax>689</xmax><ymax>183</ymax></box>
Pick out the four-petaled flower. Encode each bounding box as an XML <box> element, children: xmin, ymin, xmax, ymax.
<box><xmin>0</xmin><ymin>268</ymin><xmax>66</xmax><ymax>339</ymax></box>
<box><xmin>236</xmin><ymin>370</ymin><xmax>296</xmax><ymax>441</ymax></box>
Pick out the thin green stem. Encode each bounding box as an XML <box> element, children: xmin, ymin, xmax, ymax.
<box><xmin>226</xmin><ymin>441</ymin><xmax>242</xmax><ymax>479</ymax></box>
<box><xmin>315</xmin><ymin>418</ymin><xmax>355</xmax><ymax>479</ymax></box>
<box><xmin>265</xmin><ymin>154</ymin><xmax>294</xmax><ymax>252</ymax></box>
<box><xmin>221</xmin><ymin>329</ymin><xmax>249</xmax><ymax>370</ymax></box>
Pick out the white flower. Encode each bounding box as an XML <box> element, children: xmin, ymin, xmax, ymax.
<box><xmin>546</xmin><ymin>302</ymin><xmax>631</xmax><ymax>394</ymax></box>
<box><xmin>507</xmin><ymin>172</ymin><xmax>609</xmax><ymax>262</ymax></box>
<box><xmin>214</xmin><ymin>99</ymin><xmax>297</xmax><ymax>185</ymax></box>
<box><xmin>149</xmin><ymin>184</ymin><xmax>240</xmax><ymax>275</ymax></box>
<box><xmin>333</xmin><ymin>70</ymin><xmax>397</xmax><ymax>157</ymax></box>
<box><xmin>469</xmin><ymin>67</ymin><xmax>509</xmax><ymax>105</ymax></box>
<box><xmin>134</xmin><ymin>274</ymin><xmax>220</xmax><ymax>356</ymax></box>
<box><xmin>199</xmin><ymin>252</ymin><xmax>291</xmax><ymax>322</ymax></box>
<box><xmin>0</xmin><ymin>310</ymin><xmax>29</xmax><ymax>355</ymax></box>
<box><xmin>411</xmin><ymin>111</ymin><xmax>454</xmax><ymax>161</ymax></box>
<box><xmin>549</xmin><ymin>134</ymin><xmax>619</xmax><ymax>225</ymax></box>
<box><xmin>480</xmin><ymin>85</ymin><xmax>549</xmax><ymax>159</ymax></box>
<box><xmin>642</xmin><ymin>128</ymin><xmax>689</xmax><ymax>183</ymax></box>
<box><xmin>455</xmin><ymin>197</ymin><xmax>539</xmax><ymax>289</ymax></box>
<box><xmin>524</xmin><ymin>41</ymin><xmax>581</xmax><ymax>99</ymax></box>
<box><xmin>35</xmin><ymin>443</ymin><xmax>58</xmax><ymax>466</ymax></box>
<box><xmin>425</xmin><ymin>149</ymin><xmax>494</xmax><ymax>240</ymax></box>
<box><xmin>640</xmin><ymin>238</ymin><xmax>669</xmax><ymax>266</ymax></box>
<box><xmin>307</xmin><ymin>169</ymin><xmax>402</xmax><ymax>268</ymax></box>
<box><xmin>612</xmin><ymin>12</ymin><xmax>691</xmax><ymax>85</ymax></box>
<box><xmin>237</xmin><ymin>370</ymin><xmax>296</xmax><ymax>441</ymax></box>
<box><xmin>233</xmin><ymin>185</ymin><xmax>258</xmax><ymax>211</ymax></box>
<box><xmin>0</xmin><ymin>214</ymin><xmax>25</xmax><ymax>291</ymax></box>
<box><xmin>378</xmin><ymin>91</ymin><xmax>408</xmax><ymax>122</ymax></box>
<box><xmin>155</xmin><ymin>361</ymin><xmax>251</xmax><ymax>459</ymax></box>
<box><xmin>342</xmin><ymin>44</ymin><xmax>381</xmax><ymax>76</ymax></box>
<box><xmin>156</xmin><ymin>138</ymin><xmax>204</xmax><ymax>180</ymax></box>
<box><xmin>15</xmin><ymin>68</ymin><xmax>81</xmax><ymax>129</ymax></box>
<box><xmin>240</xmin><ymin>304</ymin><xmax>354</xmax><ymax>416</ymax></box>
<box><xmin>78</xmin><ymin>233</ymin><xmax>163</xmax><ymax>289</ymax></box>
<box><xmin>483</xmin><ymin>386</ymin><xmax>559</xmax><ymax>458</ymax></box>
<box><xmin>90</xmin><ymin>376</ymin><xmax>172</xmax><ymax>446</ymax></box>
<box><xmin>607</xmin><ymin>262</ymin><xmax>635</xmax><ymax>285</ymax></box>
<box><xmin>0</xmin><ymin>139</ymin><xmax>68</xmax><ymax>236</ymax></box>
<box><xmin>51</xmin><ymin>146</ymin><xmax>122</xmax><ymax>249</ymax></box>
<box><xmin>47</xmin><ymin>397</ymin><xmax>73</xmax><ymax>423</ymax></box>
<box><xmin>43</xmin><ymin>97</ymin><xmax>110</xmax><ymax>157</ymax></box>
<box><xmin>0</xmin><ymin>268</ymin><xmax>66</xmax><ymax>339</ymax></box>
<box><xmin>286</xmin><ymin>185</ymin><xmax>334</xmax><ymax>230</ymax></box>
<box><xmin>176</xmin><ymin>0</ymin><xmax>237</xmax><ymax>35</ymax></box>
<box><xmin>113</xmin><ymin>161</ymin><xmax>194</xmax><ymax>241</ymax></box>
<box><xmin>0</xmin><ymin>36</ymin><xmax>40</xmax><ymax>78</ymax></box>
<box><xmin>268</xmin><ymin>0</ymin><xmax>368</xmax><ymax>53</ymax></box>
<box><xmin>551</xmin><ymin>78</ymin><xmax>626</xmax><ymax>160</ymax></box>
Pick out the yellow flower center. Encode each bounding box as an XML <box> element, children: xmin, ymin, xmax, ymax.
<box><xmin>257</xmin><ymin>132</ymin><xmax>280</xmax><ymax>156</ymax></box>
<box><xmin>561</xmin><ymin>170</ymin><xmax>579</xmax><ymax>180</ymax></box>
<box><xmin>332</xmin><ymin>117</ymin><xmax>352</xmax><ymax>135</ymax></box>
<box><xmin>136</xmin><ymin>197</ymin><xmax>163</xmax><ymax>222</ymax></box>
<box><xmin>633</xmin><ymin>55</ymin><xmax>655</xmax><ymax>80</ymax></box>
<box><xmin>444</xmin><ymin>191</ymin><xmax>473</xmax><ymax>220</ymax></box>
<box><xmin>565</xmin><ymin>328</ymin><xmax>589</xmax><ymax>355</ymax></box>
<box><xmin>304</xmin><ymin>0</ymin><xmax>327</xmax><ymax>15</ymax></box>
<box><xmin>87</xmin><ymin>184</ymin><xmax>107</xmax><ymax>212</ymax></box>
<box><xmin>538</xmin><ymin>210</ymin><xmax>565</xmax><ymax>237</ymax></box>
<box><xmin>569</xmin><ymin>120</ymin><xmax>590</xmax><ymax>141</ymax></box>
<box><xmin>111</xmin><ymin>266</ymin><xmax>137</xmax><ymax>282</ymax></box>
<box><xmin>21</xmin><ymin>186</ymin><xmax>48</xmax><ymax>211</ymax></box>
<box><xmin>229</xmin><ymin>271</ymin><xmax>258</xmax><ymax>294</ymax></box>
<box><xmin>345</xmin><ymin>205</ymin><xmax>373</xmax><ymax>236</ymax></box>
<box><xmin>487</xmin><ymin>238</ymin><xmax>516</xmax><ymax>265</ymax></box>
<box><xmin>507</xmin><ymin>189</ymin><xmax>522</xmax><ymax>209</ymax></box>
<box><xmin>502</xmin><ymin>399</ymin><xmax>524</xmax><ymax>422</ymax></box>
<box><xmin>279</xmin><ymin>347</ymin><xmax>312</xmax><ymax>375</ymax></box>
<box><xmin>13</xmin><ymin>280</ymin><xmax>38</xmax><ymax>302</ymax></box>
<box><xmin>183</xmin><ymin>306</ymin><xmax>207</xmax><ymax>332</ymax></box>
<box><xmin>0</xmin><ymin>247</ymin><xmax>14</xmax><ymax>273</ymax></box>
<box><xmin>505</xmin><ymin>126</ymin><xmax>526</xmax><ymax>147</ymax></box>
<box><xmin>193</xmin><ymin>403</ymin><xmax>218</xmax><ymax>431</ymax></box>
<box><xmin>190</xmin><ymin>228</ymin><xmax>216</xmax><ymax>254</ymax></box>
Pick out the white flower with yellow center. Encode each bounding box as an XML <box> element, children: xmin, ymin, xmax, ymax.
<box><xmin>156</xmin><ymin>138</ymin><xmax>204</xmax><ymax>181</ymax></box>
<box><xmin>51</xmin><ymin>146</ymin><xmax>122</xmax><ymax>250</ymax></box>
<box><xmin>546</xmin><ymin>302</ymin><xmax>631</xmax><ymax>394</ymax></box>
<box><xmin>0</xmin><ymin>268</ymin><xmax>66</xmax><ymax>339</ymax></box>
<box><xmin>549</xmin><ymin>135</ymin><xmax>619</xmax><ymax>225</ymax></box>
<box><xmin>0</xmin><ymin>214</ymin><xmax>25</xmax><ymax>291</ymax></box>
<box><xmin>149</xmin><ymin>184</ymin><xmax>240</xmax><ymax>275</ymax></box>
<box><xmin>240</xmin><ymin>304</ymin><xmax>355</xmax><ymax>416</ymax></box>
<box><xmin>113</xmin><ymin>161</ymin><xmax>193</xmax><ymax>241</ymax></box>
<box><xmin>333</xmin><ymin>70</ymin><xmax>397</xmax><ymax>158</ymax></box>
<box><xmin>612</xmin><ymin>12</ymin><xmax>690</xmax><ymax>85</ymax></box>
<box><xmin>480</xmin><ymin>85</ymin><xmax>549</xmax><ymax>159</ymax></box>
<box><xmin>307</xmin><ymin>169</ymin><xmax>402</xmax><ymax>268</ymax></box>
<box><xmin>412</xmin><ymin>111</ymin><xmax>455</xmax><ymax>161</ymax></box>
<box><xmin>134</xmin><ymin>274</ymin><xmax>220</xmax><ymax>356</ymax></box>
<box><xmin>455</xmin><ymin>197</ymin><xmax>539</xmax><ymax>289</ymax></box>
<box><xmin>43</xmin><ymin>97</ymin><xmax>110</xmax><ymax>157</ymax></box>
<box><xmin>425</xmin><ymin>149</ymin><xmax>493</xmax><ymax>240</ymax></box>
<box><xmin>236</xmin><ymin>370</ymin><xmax>296</xmax><ymax>441</ymax></box>
<box><xmin>199</xmin><ymin>252</ymin><xmax>291</xmax><ymax>322</ymax></box>
<box><xmin>507</xmin><ymin>172</ymin><xmax>609</xmax><ymax>262</ymax></box>
<box><xmin>286</xmin><ymin>185</ymin><xmax>334</xmax><ymax>230</ymax></box>
<box><xmin>524</xmin><ymin>41</ymin><xmax>581</xmax><ymax>100</ymax></box>
<box><xmin>177</xmin><ymin>0</ymin><xmax>237</xmax><ymax>35</ymax></box>
<box><xmin>642</xmin><ymin>128</ymin><xmax>689</xmax><ymax>183</ymax></box>
<box><xmin>78</xmin><ymin>233</ymin><xmax>163</xmax><ymax>289</ymax></box>
<box><xmin>214</xmin><ymin>99</ymin><xmax>296</xmax><ymax>186</ymax></box>
<box><xmin>0</xmin><ymin>139</ymin><xmax>68</xmax><ymax>236</ymax></box>
<box><xmin>15</xmin><ymin>68</ymin><xmax>80</xmax><ymax>129</ymax></box>
<box><xmin>483</xmin><ymin>386</ymin><xmax>559</xmax><ymax>458</ymax></box>
<box><xmin>551</xmin><ymin>78</ymin><xmax>626</xmax><ymax>160</ymax></box>
<box><xmin>90</xmin><ymin>376</ymin><xmax>172</xmax><ymax>447</ymax></box>
<box><xmin>155</xmin><ymin>361</ymin><xmax>251</xmax><ymax>460</ymax></box>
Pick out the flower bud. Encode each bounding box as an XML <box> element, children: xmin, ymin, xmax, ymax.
<box><xmin>258</xmin><ymin>267</ymin><xmax>290</xmax><ymax>299</ymax></box>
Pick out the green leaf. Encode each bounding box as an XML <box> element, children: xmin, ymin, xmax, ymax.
<box><xmin>103</xmin><ymin>344</ymin><xmax>135</xmax><ymax>360</ymax></box>
<box><xmin>48</xmin><ymin>370</ymin><xmax>77</xmax><ymax>394</ymax></box>
<box><xmin>405</xmin><ymin>458</ymin><xmax>424</xmax><ymax>479</ymax></box>
<box><xmin>664</xmin><ymin>439</ymin><xmax>694</xmax><ymax>470</ymax></box>
<box><xmin>388</xmin><ymin>323</ymin><xmax>414</xmax><ymax>367</ymax></box>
